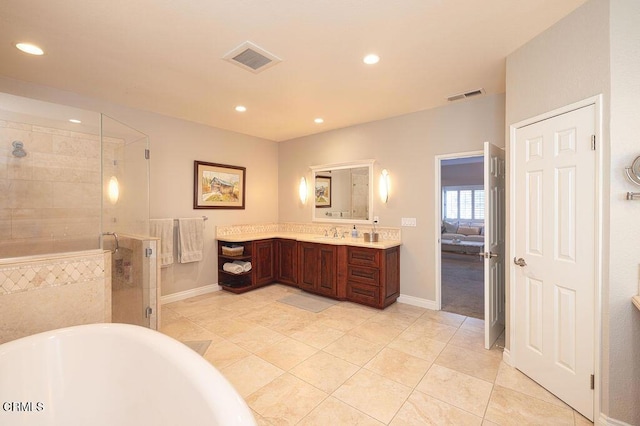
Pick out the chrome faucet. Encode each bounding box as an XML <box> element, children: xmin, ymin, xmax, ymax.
<box><xmin>329</xmin><ymin>227</ymin><xmax>339</xmax><ymax>238</ymax></box>
<box><xmin>102</xmin><ymin>232</ymin><xmax>119</xmax><ymax>253</ymax></box>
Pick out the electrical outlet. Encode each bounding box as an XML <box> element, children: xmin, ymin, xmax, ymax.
<box><xmin>401</xmin><ymin>217</ymin><xmax>417</xmax><ymax>227</ymax></box>
<box><xmin>373</xmin><ymin>216</ymin><xmax>379</xmax><ymax>223</ymax></box>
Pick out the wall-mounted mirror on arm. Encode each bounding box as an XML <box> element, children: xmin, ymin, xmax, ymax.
<box><xmin>310</xmin><ymin>160</ymin><xmax>374</xmax><ymax>224</ymax></box>
<box><xmin>625</xmin><ymin>155</ymin><xmax>640</xmax><ymax>200</ymax></box>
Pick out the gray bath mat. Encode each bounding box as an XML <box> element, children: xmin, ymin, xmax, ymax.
<box><xmin>183</xmin><ymin>340</ymin><xmax>212</xmax><ymax>356</ymax></box>
<box><xmin>278</xmin><ymin>293</ymin><xmax>338</xmax><ymax>313</ymax></box>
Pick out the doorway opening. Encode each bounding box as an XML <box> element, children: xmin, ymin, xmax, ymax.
<box><xmin>438</xmin><ymin>155</ymin><xmax>485</xmax><ymax>319</ymax></box>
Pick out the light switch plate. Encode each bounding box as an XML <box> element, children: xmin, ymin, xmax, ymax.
<box><xmin>401</xmin><ymin>217</ymin><xmax>417</xmax><ymax>227</ymax></box>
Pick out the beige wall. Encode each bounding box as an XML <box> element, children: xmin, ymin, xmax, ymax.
<box><xmin>607</xmin><ymin>0</ymin><xmax>640</xmax><ymax>423</ymax></box>
<box><xmin>0</xmin><ymin>76</ymin><xmax>279</xmax><ymax>296</ymax></box>
<box><xmin>278</xmin><ymin>93</ymin><xmax>505</xmax><ymax>302</ymax></box>
<box><xmin>441</xmin><ymin>162</ymin><xmax>483</xmax><ymax>187</ymax></box>
<box><xmin>507</xmin><ymin>0</ymin><xmax>640</xmax><ymax>423</ymax></box>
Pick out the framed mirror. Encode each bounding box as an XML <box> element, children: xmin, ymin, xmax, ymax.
<box><xmin>310</xmin><ymin>160</ymin><xmax>374</xmax><ymax>224</ymax></box>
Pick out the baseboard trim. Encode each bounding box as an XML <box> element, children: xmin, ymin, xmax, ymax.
<box><xmin>502</xmin><ymin>348</ymin><xmax>513</xmax><ymax>366</ymax></box>
<box><xmin>397</xmin><ymin>294</ymin><xmax>438</xmax><ymax>310</ymax></box>
<box><xmin>598</xmin><ymin>413</ymin><xmax>633</xmax><ymax>426</ymax></box>
<box><xmin>160</xmin><ymin>283</ymin><xmax>220</xmax><ymax>304</ymax></box>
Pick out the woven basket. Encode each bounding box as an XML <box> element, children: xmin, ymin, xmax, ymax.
<box><xmin>222</xmin><ymin>246</ymin><xmax>244</xmax><ymax>256</ymax></box>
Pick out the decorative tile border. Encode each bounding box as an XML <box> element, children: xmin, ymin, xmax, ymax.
<box><xmin>216</xmin><ymin>222</ymin><xmax>401</xmax><ymax>242</ymax></box>
<box><xmin>216</xmin><ymin>223</ymin><xmax>280</xmax><ymax>236</ymax></box>
<box><xmin>0</xmin><ymin>252</ymin><xmax>105</xmax><ymax>295</ymax></box>
<box><xmin>280</xmin><ymin>222</ymin><xmax>401</xmax><ymax>241</ymax></box>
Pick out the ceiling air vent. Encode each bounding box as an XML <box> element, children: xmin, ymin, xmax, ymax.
<box><xmin>447</xmin><ymin>88</ymin><xmax>485</xmax><ymax>102</ymax></box>
<box><xmin>223</xmin><ymin>41</ymin><xmax>282</xmax><ymax>74</ymax></box>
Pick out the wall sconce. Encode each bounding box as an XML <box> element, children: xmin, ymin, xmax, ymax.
<box><xmin>299</xmin><ymin>177</ymin><xmax>308</xmax><ymax>204</ymax></box>
<box><xmin>108</xmin><ymin>176</ymin><xmax>120</xmax><ymax>204</ymax></box>
<box><xmin>379</xmin><ymin>169</ymin><xmax>390</xmax><ymax>203</ymax></box>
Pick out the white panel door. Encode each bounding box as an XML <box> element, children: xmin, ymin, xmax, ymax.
<box><xmin>513</xmin><ymin>105</ymin><xmax>595</xmax><ymax>420</ymax></box>
<box><xmin>484</xmin><ymin>141</ymin><xmax>505</xmax><ymax>349</ymax></box>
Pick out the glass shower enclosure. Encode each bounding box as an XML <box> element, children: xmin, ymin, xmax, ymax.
<box><xmin>101</xmin><ymin>114</ymin><xmax>153</xmax><ymax>328</ymax></box>
<box><xmin>0</xmin><ymin>92</ymin><xmax>154</xmax><ymax>329</ymax></box>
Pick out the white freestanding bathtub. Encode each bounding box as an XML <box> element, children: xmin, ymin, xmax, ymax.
<box><xmin>0</xmin><ymin>323</ymin><xmax>256</xmax><ymax>426</ymax></box>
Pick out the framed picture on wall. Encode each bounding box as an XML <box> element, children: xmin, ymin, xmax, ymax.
<box><xmin>315</xmin><ymin>176</ymin><xmax>331</xmax><ymax>208</ymax></box>
<box><xmin>194</xmin><ymin>161</ymin><xmax>246</xmax><ymax>209</ymax></box>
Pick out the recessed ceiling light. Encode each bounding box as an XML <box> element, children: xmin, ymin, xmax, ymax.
<box><xmin>235</xmin><ymin>105</ymin><xmax>247</xmax><ymax>112</ymax></box>
<box><xmin>15</xmin><ymin>42</ymin><xmax>44</xmax><ymax>56</ymax></box>
<box><xmin>69</xmin><ymin>119</ymin><xmax>81</xmax><ymax>124</ymax></box>
<box><xmin>363</xmin><ymin>54</ymin><xmax>380</xmax><ymax>65</ymax></box>
<box><xmin>314</xmin><ymin>118</ymin><xmax>324</xmax><ymax>124</ymax></box>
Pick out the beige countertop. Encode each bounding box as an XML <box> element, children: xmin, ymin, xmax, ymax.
<box><xmin>633</xmin><ymin>296</ymin><xmax>640</xmax><ymax>311</ymax></box>
<box><xmin>216</xmin><ymin>231</ymin><xmax>401</xmax><ymax>249</ymax></box>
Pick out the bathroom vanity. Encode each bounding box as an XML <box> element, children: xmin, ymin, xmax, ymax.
<box><xmin>217</xmin><ymin>234</ymin><xmax>400</xmax><ymax>309</ymax></box>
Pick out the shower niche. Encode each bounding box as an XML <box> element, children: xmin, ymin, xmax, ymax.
<box><xmin>0</xmin><ymin>92</ymin><xmax>157</xmax><ymax>330</ymax></box>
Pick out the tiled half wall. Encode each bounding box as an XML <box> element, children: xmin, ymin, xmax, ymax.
<box><xmin>0</xmin><ymin>250</ymin><xmax>111</xmax><ymax>344</ymax></box>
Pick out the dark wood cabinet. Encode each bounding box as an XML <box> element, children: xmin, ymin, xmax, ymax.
<box><xmin>217</xmin><ymin>239</ymin><xmax>275</xmax><ymax>293</ymax></box>
<box><xmin>253</xmin><ymin>239</ymin><xmax>275</xmax><ymax>285</ymax></box>
<box><xmin>275</xmin><ymin>239</ymin><xmax>297</xmax><ymax>286</ymax></box>
<box><xmin>218</xmin><ymin>237</ymin><xmax>399</xmax><ymax>308</ymax></box>
<box><xmin>346</xmin><ymin>245</ymin><xmax>400</xmax><ymax>308</ymax></box>
<box><xmin>298</xmin><ymin>242</ymin><xmax>337</xmax><ymax>297</ymax></box>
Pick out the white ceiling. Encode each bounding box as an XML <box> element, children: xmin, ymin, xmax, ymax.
<box><xmin>0</xmin><ymin>0</ymin><xmax>586</xmax><ymax>141</ymax></box>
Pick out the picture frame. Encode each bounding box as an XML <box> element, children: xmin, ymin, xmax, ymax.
<box><xmin>315</xmin><ymin>176</ymin><xmax>332</xmax><ymax>208</ymax></box>
<box><xmin>194</xmin><ymin>161</ymin><xmax>246</xmax><ymax>209</ymax></box>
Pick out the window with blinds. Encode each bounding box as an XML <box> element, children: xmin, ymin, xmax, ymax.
<box><xmin>443</xmin><ymin>186</ymin><xmax>485</xmax><ymax>220</ymax></box>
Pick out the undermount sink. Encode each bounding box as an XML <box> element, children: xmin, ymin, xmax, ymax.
<box><xmin>312</xmin><ymin>235</ymin><xmax>342</xmax><ymax>240</ymax></box>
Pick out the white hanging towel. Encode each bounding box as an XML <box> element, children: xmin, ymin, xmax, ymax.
<box><xmin>177</xmin><ymin>217</ymin><xmax>204</xmax><ymax>263</ymax></box>
<box><xmin>150</xmin><ymin>218</ymin><xmax>174</xmax><ymax>267</ymax></box>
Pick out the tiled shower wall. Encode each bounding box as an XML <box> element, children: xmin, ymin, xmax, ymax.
<box><xmin>0</xmin><ymin>119</ymin><xmax>124</xmax><ymax>258</ymax></box>
<box><xmin>0</xmin><ymin>250</ymin><xmax>111</xmax><ymax>344</ymax></box>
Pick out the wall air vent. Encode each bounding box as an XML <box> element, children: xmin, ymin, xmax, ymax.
<box><xmin>447</xmin><ymin>88</ymin><xmax>485</xmax><ymax>102</ymax></box>
<box><xmin>223</xmin><ymin>41</ymin><xmax>282</xmax><ymax>74</ymax></box>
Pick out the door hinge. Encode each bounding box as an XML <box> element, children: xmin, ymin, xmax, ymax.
<box><xmin>591</xmin><ymin>135</ymin><xmax>596</xmax><ymax>150</ymax></box>
<box><xmin>590</xmin><ymin>374</ymin><xmax>595</xmax><ymax>390</ymax></box>
<box><xmin>145</xmin><ymin>247</ymin><xmax>153</xmax><ymax>257</ymax></box>
<box><xmin>144</xmin><ymin>149</ymin><xmax>150</xmax><ymax>159</ymax></box>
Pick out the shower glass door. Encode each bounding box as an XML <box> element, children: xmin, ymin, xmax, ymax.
<box><xmin>101</xmin><ymin>114</ymin><xmax>151</xmax><ymax>328</ymax></box>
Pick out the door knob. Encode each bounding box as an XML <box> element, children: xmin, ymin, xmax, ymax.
<box><xmin>513</xmin><ymin>257</ymin><xmax>527</xmax><ymax>267</ymax></box>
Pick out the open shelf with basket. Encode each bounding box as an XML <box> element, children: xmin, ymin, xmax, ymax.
<box><xmin>217</xmin><ymin>241</ymin><xmax>254</xmax><ymax>293</ymax></box>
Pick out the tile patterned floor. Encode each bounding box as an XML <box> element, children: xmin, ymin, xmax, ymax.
<box><xmin>161</xmin><ymin>284</ymin><xmax>593</xmax><ymax>425</ymax></box>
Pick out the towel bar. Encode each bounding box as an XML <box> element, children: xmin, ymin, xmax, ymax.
<box><xmin>172</xmin><ymin>216</ymin><xmax>208</xmax><ymax>222</ymax></box>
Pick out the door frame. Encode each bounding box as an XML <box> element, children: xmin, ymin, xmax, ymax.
<box><xmin>508</xmin><ymin>95</ymin><xmax>603</xmax><ymax>419</ymax></box>
<box><xmin>434</xmin><ymin>149</ymin><xmax>484</xmax><ymax>312</ymax></box>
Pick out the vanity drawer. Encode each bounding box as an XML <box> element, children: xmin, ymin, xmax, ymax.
<box><xmin>346</xmin><ymin>281</ymin><xmax>380</xmax><ymax>307</ymax></box>
<box><xmin>347</xmin><ymin>247</ymin><xmax>380</xmax><ymax>268</ymax></box>
<box><xmin>347</xmin><ymin>265</ymin><xmax>379</xmax><ymax>286</ymax></box>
